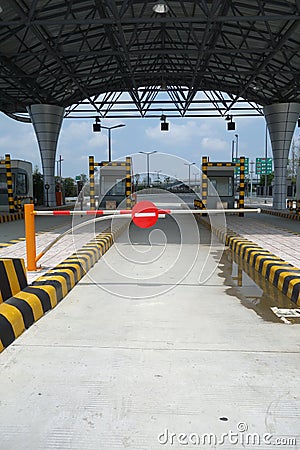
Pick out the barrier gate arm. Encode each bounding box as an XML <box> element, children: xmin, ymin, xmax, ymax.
<box><xmin>24</xmin><ymin>204</ymin><xmax>261</xmax><ymax>271</ymax></box>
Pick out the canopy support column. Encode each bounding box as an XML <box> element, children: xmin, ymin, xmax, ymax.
<box><xmin>264</xmin><ymin>103</ymin><xmax>300</xmax><ymax>210</ymax></box>
<box><xmin>27</xmin><ymin>104</ymin><xmax>65</xmax><ymax>207</ymax></box>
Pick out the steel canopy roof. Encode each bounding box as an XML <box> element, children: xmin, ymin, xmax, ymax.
<box><xmin>0</xmin><ymin>0</ymin><xmax>299</xmax><ymax>118</ymax></box>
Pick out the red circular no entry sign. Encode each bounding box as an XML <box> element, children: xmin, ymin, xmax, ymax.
<box><xmin>131</xmin><ymin>200</ymin><xmax>158</xmax><ymax>228</ymax></box>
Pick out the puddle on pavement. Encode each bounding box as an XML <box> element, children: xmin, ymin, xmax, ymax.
<box><xmin>216</xmin><ymin>249</ymin><xmax>300</xmax><ymax>324</ymax></box>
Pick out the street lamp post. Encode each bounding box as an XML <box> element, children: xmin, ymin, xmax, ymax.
<box><xmin>56</xmin><ymin>154</ymin><xmax>64</xmax><ymax>189</ymax></box>
<box><xmin>184</xmin><ymin>162</ymin><xmax>196</xmax><ymax>187</ymax></box>
<box><xmin>100</xmin><ymin>124</ymin><xmax>126</xmax><ymax>162</ymax></box>
<box><xmin>235</xmin><ymin>134</ymin><xmax>239</xmax><ymax>159</ymax></box>
<box><xmin>139</xmin><ymin>151</ymin><xmax>157</xmax><ymax>187</ymax></box>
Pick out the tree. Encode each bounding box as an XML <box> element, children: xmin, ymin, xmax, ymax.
<box><xmin>32</xmin><ymin>165</ymin><xmax>43</xmax><ymax>205</ymax></box>
<box><xmin>259</xmin><ymin>173</ymin><xmax>274</xmax><ymax>186</ymax></box>
<box><xmin>63</xmin><ymin>177</ymin><xmax>77</xmax><ymax>197</ymax></box>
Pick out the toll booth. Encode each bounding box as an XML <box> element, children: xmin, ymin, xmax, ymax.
<box><xmin>89</xmin><ymin>156</ymin><xmax>133</xmax><ymax>210</ymax></box>
<box><xmin>99</xmin><ymin>162</ymin><xmax>130</xmax><ymax>209</ymax></box>
<box><xmin>201</xmin><ymin>157</ymin><xmax>245</xmax><ymax>215</ymax></box>
<box><xmin>0</xmin><ymin>157</ymin><xmax>33</xmax><ymax>212</ymax></box>
<box><xmin>207</xmin><ymin>165</ymin><xmax>235</xmax><ymax>209</ymax></box>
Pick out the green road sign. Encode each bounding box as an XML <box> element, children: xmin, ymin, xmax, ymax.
<box><xmin>75</xmin><ymin>175</ymin><xmax>81</xmax><ymax>181</ymax></box>
<box><xmin>233</xmin><ymin>157</ymin><xmax>249</xmax><ymax>175</ymax></box>
<box><xmin>256</xmin><ymin>158</ymin><xmax>272</xmax><ymax>175</ymax></box>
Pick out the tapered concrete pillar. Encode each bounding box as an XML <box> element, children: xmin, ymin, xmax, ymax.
<box><xmin>27</xmin><ymin>104</ymin><xmax>65</xmax><ymax>207</ymax></box>
<box><xmin>264</xmin><ymin>103</ymin><xmax>300</xmax><ymax>210</ymax></box>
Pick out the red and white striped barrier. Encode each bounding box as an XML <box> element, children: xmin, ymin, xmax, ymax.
<box><xmin>34</xmin><ymin>208</ymin><xmax>260</xmax><ymax>216</ymax></box>
<box><xmin>34</xmin><ymin>209</ymin><xmax>170</xmax><ymax>216</ymax></box>
<box><xmin>34</xmin><ymin>203</ymin><xmax>261</xmax><ymax>230</ymax></box>
<box><xmin>25</xmin><ymin>202</ymin><xmax>261</xmax><ymax>271</ymax></box>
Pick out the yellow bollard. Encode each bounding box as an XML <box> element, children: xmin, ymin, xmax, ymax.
<box><xmin>24</xmin><ymin>203</ymin><xmax>37</xmax><ymax>271</ymax></box>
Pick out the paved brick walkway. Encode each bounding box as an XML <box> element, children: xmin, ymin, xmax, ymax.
<box><xmin>0</xmin><ymin>219</ymin><xmax>113</xmax><ymax>283</ymax></box>
<box><xmin>226</xmin><ymin>214</ymin><xmax>300</xmax><ymax>268</ymax></box>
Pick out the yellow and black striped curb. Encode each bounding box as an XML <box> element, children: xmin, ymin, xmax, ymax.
<box><xmin>0</xmin><ymin>212</ymin><xmax>24</xmax><ymax>224</ymax></box>
<box><xmin>0</xmin><ymin>237</ymin><xmax>26</xmax><ymax>249</ymax></box>
<box><xmin>0</xmin><ymin>221</ymin><xmax>128</xmax><ymax>352</ymax></box>
<box><xmin>0</xmin><ymin>258</ymin><xmax>28</xmax><ymax>303</ymax></box>
<box><xmin>0</xmin><ymin>218</ymin><xmax>71</xmax><ymax>249</ymax></box>
<box><xmin>261</xmin><ymin>208</ymin><xmax>300</xmax><ymax>221</ymax></box>
<box><xmin>195</xmin><ymin>215</ymin><xmax>300</xmax><ymax>305</ymax></box>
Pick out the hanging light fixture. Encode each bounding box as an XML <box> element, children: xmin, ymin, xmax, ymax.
<box><xmin>153</xmin><ymin>1</ymin><xmax>169</xmax><ymax>14</ymax></box>
<box><xmin>227</xmin><ymin>115</ymin><xmax>235</xmax><ymax>131</ymax></box>
<box><xmin>93</xmin><ymin>117</ymin><xmax>101</xmax><ymax>132</ymax></box>
<box><xmin>160</xmin><ymin>113</ymin><xmax>169</xmax><ymax>131</ymax></box>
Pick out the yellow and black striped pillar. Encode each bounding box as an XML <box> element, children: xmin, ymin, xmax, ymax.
<box><xmin>89</xmin><ymin>155</ymin><xmax>95</xmax><ymax>210</ymax></box>
<box><xmin>238</xmin><ymin>156</ymin><xmax>245</xmax><ymax>217</ymax></box>
<box><xmin>125</xmin><ymin>157</ymin><xmax>132</xmax><ymax>209</ymax></box>
<box><xmin>201</xmin><ymin>156</ymin><xmax>208</xmax><ymax>210</ymax></box>
<box><xmin>0</xmin><ymin>258</ymin><xmax>27</xmax><ymax>303</ymax></box>
<box><xmin>5</xmin><ymin>154</ymin><xmax>14</xmax><ymax>214</ymax></box>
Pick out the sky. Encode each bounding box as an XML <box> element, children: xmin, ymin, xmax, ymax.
<box><xmin>0</xmin><ymin>105</ymin><xmax>299</xmax><ymax>182</ymax></box>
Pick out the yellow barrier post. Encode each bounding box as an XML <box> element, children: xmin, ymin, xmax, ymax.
<box><xmin>89</xmin><ymin>155</ymin><xmax>95</xmax><ymax>210</ymax></box>
<box><xmin>238</xmin><ymin>156</ymin><xmax>245</xmax><ymax>217</ymax></box>
<box><xmin>5</xmin><ymin>154</ymin><xmax>15</xmax><ymax>214</ymax></box>
<box><xmin>125</xmin><ymin>156</ymin><xmax>132</xmax><ymax>209</ymax></box>
<box><xmin>201</xmin><ymin>156</ymin><xmax>208</xmax><ymax>210</ymax></box>
<box><xmin>24</xmin><ymin>203</ymin><xmax>37</xmax><ymax>271</ymax></box>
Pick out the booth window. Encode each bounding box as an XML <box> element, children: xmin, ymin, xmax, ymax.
<box><xmin>101</xmin><ymin>177</ymin><xmax>125</xmax><ymax>196</ymax></box>
<box><xmin>209</xmin><ymin>177</ymin><xmax>233</xmax><ymax>196</ymax></box>
<box><xmin>16</xmin><ymin>173</ymin><xmax>27</xmax><ymax>195</ymax></box>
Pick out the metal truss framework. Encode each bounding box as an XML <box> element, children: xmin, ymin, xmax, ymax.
<box><xmin>0</xmin><ymin>0</ymin><xmax>299</xmax><ymax>120</ymax></box>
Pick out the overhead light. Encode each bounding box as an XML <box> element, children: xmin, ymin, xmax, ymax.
<box><xmin>298</xmin><ymin>117</ymin><xmax>300</xmax><ymax>127</ymax></box>
<box><xmin>153</xmin><ymin>1</ymin><xmax>169</xmax><ymax>14</ymax></box>
<box><xmin>160</xmin><ymin>113</ymin><xmax>169</xmax><ymax>131</ymax></box>
<box><xmin>227</xmin><ymin>116</ymin><xmax>235</xmax><ymax>131</ymax></box>
<box><xmin>93</xmin><ymin>117</ymin><xmax>101</xmax><ymax>132</ymax></box>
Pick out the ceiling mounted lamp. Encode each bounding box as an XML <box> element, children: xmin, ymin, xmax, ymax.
<box><xmin>160</xmin><ymin>113</ymin><xmax>169</xmax><ymax>131</ymax></box>
<box><xmin>298</xmin><ymin>117</ymin><xmax>300</xmax><ymax>127</ymax></box>
<box><xmin>93</xmin><ymin>117</ymin><xmax>101</xmax><ymax>132</ymax></box>
<box><xmin>153</xmin><ymin>1</ymin><xmax>169</xmax><ymax>14</ymax></box>
<box><xmin>226</xmin><ymin>115</ymin><xmax>236</xmax><ymax>131</ymax></box>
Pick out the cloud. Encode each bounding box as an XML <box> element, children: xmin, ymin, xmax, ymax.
<box><xmin>201</xmin><ymin>137</ymin><xmax>228</xmax><ymax>152</ymax></box>
<box><xmin>0</xmin><ymin>115</ymin><xmax>40</xmax><ymax>167</ymax></box>
<box><xmin>145</xmin><ymin>120</ymin><xmax>215</xmax><ymax>146</ymax></box>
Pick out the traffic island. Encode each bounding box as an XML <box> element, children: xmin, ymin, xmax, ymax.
<box><xmin>196</xmin><ymin>215</ymin><xmax>300</xmax><ymax>306</ymax></box>
<box><xmin>0</xmin><ymin>221</ymin><xmax>127</xmax><ymax>352</ymax></box>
